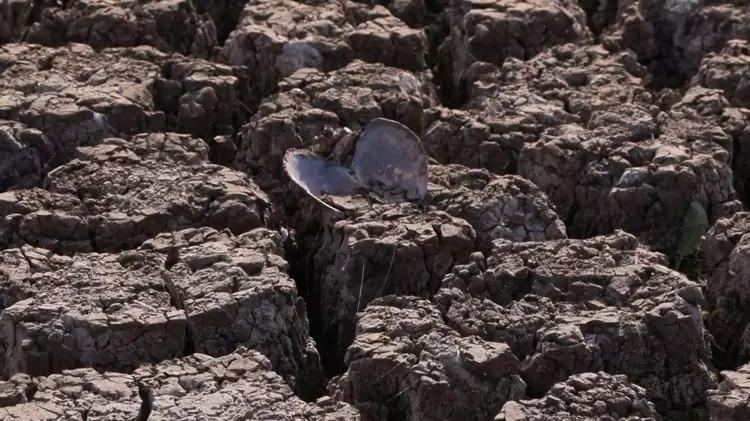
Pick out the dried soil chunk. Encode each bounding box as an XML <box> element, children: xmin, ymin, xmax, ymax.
<box><xmin>0</xmin><ymin>246</ymin><xmax>186</xmax><ymax>378</ymax></box>
<box><xmin>518</xmin><ymin>99</ymin><xmax>740</xmax><ymax>253</ymax></box>
<box><xmin>140</xmin><ymin>227</ymin><xmax>323</xmax><ymax>395</ymax></box>
<box><xmin>497</xmin><ymin>372</ymin><xmax>660</xmax><ymax>421</ymax></box>
<box><xmin>428</xmin><ymin>164</ymin><xmax>567</xmax><ymax>252</ymax></box>
<box><xmin>0</xmin><ymin>43</ymin><xmax>163</xmax><ymax>167</ymax></box>
<box><xmin>421</xmin><ymin>108</ymin><xmax>503</xmax><ymax>171</ymax></box>
<box><xmin>104</xmin><ymin>46</ymin><xmax>255</xmax><ymax>146</ymax></box>
<box><xmin>23</xmin><ymin>0</ymin><xmax>217</xmax><ymax>57</ymax></box>
<box><xmin>360</xmin><ymin>0</ymin><xmax>426</xmax><ymax>27</ymax></box>
<box><xmin>134</xmin><ymin>348</ymin><xmax>359</xmax><ymax>420</ymax></box>
<box><xmin>707</xmin><ymin>364</ymin><xmax>750</xmax><ymax>421</ymax></box>
<box><xmin>660</xmin><ymin>87</ymin><xmax>744</xmax><ymax>159</ymax></box>
<box><xmin>439</xmin><ymin>0</ymin><xmax>591</xmax><ymax>90</ymax></box>
<box><xmin>691</xmin><ymin>41</ymin><xmax>750</xmax><ymax>202</ymax></box>
<box><xmin>695</xmin><ymin>40</ymin><xmax>750</xmax><ymax>108</ymax></box>
<box><xmin>0</xmin><ymin>43</ymin><xmax>257</xmax><ymax>170</ymax></box>
<box><xmin>421</xmin><ymin>94</ymin><xmax>576</xmax><ymax>175</ymax></box>
<box><xmin>434</xmin><ymin>289</ymin><xmax>554</xmax><ymax>361</ymax></box>
<box><xmin>284</xmin><ymin>61</ymin><xmax>435</xmax><ymax>134</ymax></box>
<box><xmin>0</xmin><ymin>370</ymin><xmax>142</xmax><ymax>420</ymax></box>
<box><xmin>331</xmin><ymin>296</ymin><xmax>525</xmax><ymax>421</ymax></box>
<box><xmin>313</xmin><ymin>203</ymin><xmax>475</xmax><ymax>372</ymax></box>
<box><xmin>234</xmin><ymin>61</ymin><xmax>436</xmax><ymax>189</ymax></box>
<box><xmin>0</xmin><ymin>349</ymin><xmax>359</xmax><ymax>420</ymax></box>
<box><xmin>154</xmin><ymin>55</ymin><xmax>250</xmax><ymax>142</ymax></box>
<box><xmin>602</xmin><ymin>0</ymin><xmax>750</xmax><ymax>85</ymax></box>
<box><xmin>424</xmin><ymin>45</ymin><xmax>655</xmax><ymax>175</ymax></box>
<box><xmin>435</xmin><ymin>289</ymin><xmax>712</xmax><ymax>409</ymax></box>
<box><xmin>473</xmin><ymin>45</ymin><xmax>653</xmax><ymax>123</ymax></box>
<box><xmin>0</xmin><ymin>134</ymin><xmax>275</xmax><ymax>254</ymax></box>
<box><xmin>220</xmin><ymin>0</ymin><xmax>426</xmax><ymax>107</ymax></box>
<box><xmin>437</xmin><ymin>232</ymin><xmax>715</xmax><ymax>410</ymax></box>
<box><xmin>702</xmin><ymin>212</ymin><xmax>750</xmax><ymax>368</ymax></box>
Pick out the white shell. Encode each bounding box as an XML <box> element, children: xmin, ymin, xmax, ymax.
<box><xmin>283</xmin><ymin>149</ymin><xmax>361</xmax><ymax>211</ymax></box>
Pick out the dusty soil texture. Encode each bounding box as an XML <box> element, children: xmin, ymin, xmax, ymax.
<box><xmin>707</xmin><ymin>363</ymin><xmax>750</xmax><ymax>421</ymax></box>
<box><xmin>497</xmin><ymin>372</ymin><xmax>660</xmax><ymax>420</ymax></box>
<box><xmin>0</xmin><ymin>134</ymin><xmax>276</xmax><ymax>254</ymax></box>
<box><xmin>0</xmin><ymin>225</ymin><xmax>323</xmax><ymax>396</ymax></box>
<box><xmin>702</xmin><ymin>211</ymin><xmax>750</xmax><ymax>370</ymax></box>
<box><xmin>329</xmin><ymin>295</ymin><xmax>526</xmax><ymax>421</ymax></box>
<box><xmin>220</xmin><ymin>0</ymin><xmax>427</xmax><ymax>108</ymax></box>
<box><xmin>4</xmin><ymin>0</ymin><xmax>750</xmax><ymax>420</ymax></box>
<box><xmin>0</xmin><ymin>347</ymin><xmax>358</xmax><ymax>420</ymax></box>
<box><xmin>435</xmin><ymin>232</ymin><xmax>713</xmax><ymax>412</ymax></box>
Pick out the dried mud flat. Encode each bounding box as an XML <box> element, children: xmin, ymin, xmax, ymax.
<box><xmin>4</xmin><ymin>0</ymin><xmax>750</xmax><ymax>420</ymax></box>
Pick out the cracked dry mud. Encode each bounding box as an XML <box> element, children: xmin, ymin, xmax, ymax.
<box><xmin>0</xmin><ymin>347</ymin><xmax>357</xmax><ymax>420</ymax></box>
<box><xmin>5</xmin><ymin>0</ymin><xmax>750</xmax><ymax>420</ymax></box>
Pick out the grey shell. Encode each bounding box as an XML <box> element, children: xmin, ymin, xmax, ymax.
<box><xmin>283</xmin><ymin>118</ymin><xmax>428</xmax><ymax>209</ymax></box>
<box><xmin>350</xmin><ymin>118</ymin><xmax>427</xmax><ymax>200</ymax></box>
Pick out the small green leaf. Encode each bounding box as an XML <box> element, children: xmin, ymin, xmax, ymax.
<box><xmin>675</xmin><ymin>201</ymin><xmax>709</xmax><ymax>270</ymax></box>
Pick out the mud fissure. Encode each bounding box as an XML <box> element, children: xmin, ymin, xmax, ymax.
<box><xmin>137</xmin><ymin>382</ymin><xmax>154</xmax><ymax>421</ymax></box>
<box><xmin>284</xmin><ymin>233</ymin><xmax>343</xmax><ymax>379</ymax></box>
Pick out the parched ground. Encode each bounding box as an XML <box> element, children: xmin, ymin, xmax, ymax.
<box><xmin>4</xmin><ymin>0</ymin><xmax>750</xmax><ymax>420</ymax></box>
